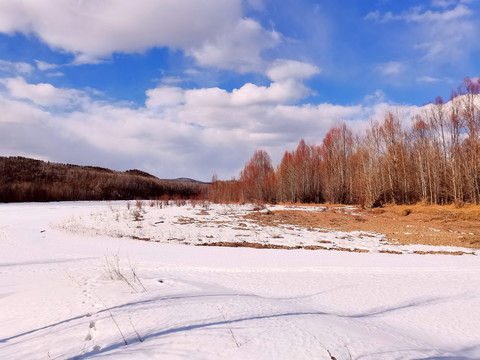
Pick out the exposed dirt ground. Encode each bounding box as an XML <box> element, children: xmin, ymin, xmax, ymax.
<box><xmin>244</xmin><ymin>204</ymin><xmax>480</xmax><ymax>250</ymax></box>
<box><xmin>196</xmin><ymin>241</ymin><xmax>371</xmax><ymax>253</ymax></box>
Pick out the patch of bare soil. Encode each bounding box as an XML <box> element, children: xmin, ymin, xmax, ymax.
<box><xmin>244</xmin><ymin>205</ymin><xmax>480</xmax><ymax>249</ymax></box>
<box><xmin>196</xmin><ymin>241</ymin><xmax>368</xmax><ymax>253</ymax></box>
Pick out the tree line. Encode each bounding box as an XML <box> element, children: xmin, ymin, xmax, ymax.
<box><xmin>210</xmin><ymin>77</ymin><xmax>480</xmax><ymax>206</ymax></box>
<box><xmin>0</xmin><ymin>157</ymin><xmax>208</xmax><ymax>203</ymax></box>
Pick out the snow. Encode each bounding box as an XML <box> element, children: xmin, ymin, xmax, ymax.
<box><xmin>1</xmin><ymin>201</ymin><xmax>480</xmax><ymax>359</ymax></box>
<box><xmin>53</xmin><ymin>202</ymin><xmax>480</xmax><ymax>255</ymax></box>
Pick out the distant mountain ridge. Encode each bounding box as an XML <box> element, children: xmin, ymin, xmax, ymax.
<box><xmin>165</xmin><ymin>177</ymin><xmax>211</xmax><ymax>185</ymax></box>
<box><xmin>0</xmin><ymin>156</ymin><xmax>208</xmax><ymax>203</ymax></box>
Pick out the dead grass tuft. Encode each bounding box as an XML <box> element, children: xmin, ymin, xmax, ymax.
<box><xmin>334</xmin><ymin>247</ymin><xmax>369</xmax><ymax>253</ymax></box>
<box><xmin>413</xmin><ymin>250</ymin><xmax>474</xmax><ymax>256</ymax></box>
<box><xmin>131</xmin><ymin>236</ymin><xmax>150</xmax><ymax>241</ymax></box>
<box><xmin>196</xmin><ymin>241</ymin><xmax>372</xmax><ymax>253</ymax></box>
<box><xmin>379</xmin><ymin>250</ymin><xmax>403</xmax><ymax>255</ymax></box>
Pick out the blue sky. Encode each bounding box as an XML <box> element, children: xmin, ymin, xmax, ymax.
<box><xmin>0</xmin><ymin>0</ymin><xmax>479</xmax><ymax>180</ymax></box>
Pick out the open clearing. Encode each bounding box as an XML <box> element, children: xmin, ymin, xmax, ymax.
<box><xmin>245</xmin><ymin>203</ymin><xmax>480</xmax><ymax>252</ymax></box>
<box><xmin>1</xmin><ymin>201</ymin><xmax>480</xmax><ymax>359</ymax></box>
<box><xmin>55</xmin><ymin>201</ymin><xmax>480</xmax><ymax>255</ymax></box>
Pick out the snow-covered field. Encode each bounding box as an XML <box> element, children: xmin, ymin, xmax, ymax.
<box><xmin>1</xmin><ymin>201</ymin><xmax>480</xmax><ymax>359</ymax></box>
<box><xmin>54</xmin><ymin>201</ymin><xmax>480</xmax><ymax>255</ymax></box>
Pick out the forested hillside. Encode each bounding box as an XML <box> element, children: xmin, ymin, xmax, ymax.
<box><xmin>0</xmin><ymin>157</ymin><xmax>208</xmax><ymax>202</ymax></box>
<box><xmin>210</xmin><ymin>77</ymin><xmax>480</xmax><ymax>206</ymax></box>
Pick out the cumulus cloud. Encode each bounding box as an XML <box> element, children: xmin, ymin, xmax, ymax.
<box><xmin>1</xmin><ymin>77</ymin><xmax>410</xmax><ymax>180</ymax></box>
<box><xmin>2</xmin><ymin>77</ymin><xmax>87</xmax><ymax>107</ymax></box>
<box><xmin>0</xmin><ymin>59</ymin><xmax>34</xmax><ymax>75</ymax></box>
<box><xmin>147</xmin><ymin>61</ymin><xmax>320</xmax><ymax>111</ymax></box>
<box><xmin>187</xmin><ymin>18</ymin><xmax>279</xmax><ymax>73</ymax></box>
<box><xmin>145</xmin><ymin>86</ymin><xmax>185</xmax><ymax>108</ymax></box>
<box><xmin>0</xmin><ymin>0</ymin><xmax>237</xmax><ymax>56</ymax></box>
<box><xmin>0</xmin><ymin>0</ymin><xmax>278</xmax><ymax>72</ymax></box>
<box><xmin>230</xmin><ymin>81</ymin><xmax>311</xmax><ymax>106</ymax></box>
<box><xmin>0</xmin><ymin>97</ymin><xmax>50</xmax><ymax>124</ymax></box>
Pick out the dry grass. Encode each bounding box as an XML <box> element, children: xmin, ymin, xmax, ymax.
<box><xmin>385</xmin><ymin>203</ymin><xmax>480</xmax><ymax>221</ymax></box>
<box><xmin>413</xmin><ymin>250</ymin><xmax>474</xmax><ymax>256</ymax></box>
<box><xmin>379</xmin><ymin>250</ymin><xmax>403</xmax><ymax>255</ymax></box>
<box><xmin>196</xmin><ymin>241</ymin><xmax>369</xmax><ymax>253</ymax></box>
<box><xmin>130</xmin><ymin>235</ymin><xmax>150</xmax><ymax>241</ymax></box>
<box><xmin>244</xmin><ymin>204</ymin><xmax>480</xmax><ymax>249</ymax></box>
<box><xmin>280</xmin><ymin>202</ymin><xmax>347</xmax><ymax>208</ymax></box>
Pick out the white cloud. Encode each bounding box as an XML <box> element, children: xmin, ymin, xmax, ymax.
<box><xmin>364</xmin><ymin>11</ymin><xmax>386</xmax><ymax>22</ymax></box>
<box><xmin>1</xmin><ymin>77</ymin><xmax>410</xmax><ymax>179</ymax></box>
<box><xmin>231</xmin><ymin>80</ymin><xmax>311</xmax><ymax>106</ymax></box>
<box><xmin>15</xmin><ymin>62</ymin><xmax>35</xmax><ymax>74</ymax></box>
<box><xmin>46</xmin><ymin>72</ymin><xmax>64</xmax><ymax>77</ymax></box>
<box><xmin>67</xmin><ymin>93</ymin><xmax>374</xmax><ymax>174</ymax></box>
<box><xmin>432</xmin><ymin>0</ymin><xmax>456</xmax><ymax>8</ymax></box>
<box><xmin>0</xmin><ymin>0</ymin><xmax>238</xmax><ymax>56</ymax></box>
<box><xmin>0</xmin><ymin>97</ymin><xmax>49</xmax><ymax>124</ymax></box>
<box><xmin>34</xmin><ymin>60</ymin><xmax>58</xmax><ymax>71</ymax></box>
<box><xmin>147</xmin><ymin>63</ymin><xmax>320</xmax><ymax>111</ymax></box>
<box><xmin>416</xmin><ymin>75</ymin><xmax>454</xmax><ymax>84</ymax></box>
<box><xmin>414</xmin><ymin>41</ymin><xmax>446</xmax><ymax>59</ymax></box>
<box><xmin>363</xmin><ymin>89</ymin><xmax>387</xmax><ymax>105</ymax></box>
<box><xmin>188</xmin><ymin>18</ymin><xmax>280</xmax><ymax>73</ymax></box>
<box><xmin>406</xmin><ymin>5</ymin><xmax>472</xmax><ymax>22</ymax></box>
<box><xmin>377</xmin><ymin>61</ymin><xmax>405</xmax><ymax>75</ymax></box>
<box><xmin>0</xmin><ymin>59</ymin><xmax>34</xmax><ymax>74</ymax></box>
<box><xmin>366</xmin><ymin>3</ymin><xmax>478</xmax><ymax>63</ymax></box>
<box><xmin>366</xmin><ymin>4</ymin><xmax>472</xmax><ymax>23</ymax></box>
<box><xmin>0</xmin><ymin>0</ymin><xmax>278</xmax><ymax>73</ymax></box>
<box><xmin>2</xmin><ymin>77</ymin><xmax>86</xmax><ymax>107</ymax></box>
<box><xmin>266</xmin><ymin>60</ymin><xmax>321</xmax><ymax>82</ymax></box>
<box><xmin>413</xmin><ymin>19</ymin><xmax>477</xmax><ymax>61</ymax></box>
<box><xmin>160</xmin><ymin>76</ymin><xmax>182</xmax><ymax>85</ymax></box>
<box><xmin>145</xmin><ymin>86</ymin><xmax>185</xmax><ymax>108</ymax></box>
<box><xmin>183</xmin><ymin>87</ymin><xmax>230</xmax><ymax>108</ymax></box>
<box><xmin>418</xmin><ymin>75</ymin><xmax>440</xmax><ymax>83</ymax></box>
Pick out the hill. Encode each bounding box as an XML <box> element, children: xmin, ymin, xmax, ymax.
<box><xmin>165</xmin><ymin>177</ymin><xmax>210</xmax><ymax>185</ymax></box>
<box><xmin>0</xmin><ymin>156</ymin><xmax>208</xmax><ymax>203</ymax></box>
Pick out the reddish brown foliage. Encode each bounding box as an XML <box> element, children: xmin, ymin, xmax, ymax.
<box><xmin>0</xmin><ymin>157</ymin><xmax>208</xmax><ymax>203</ymax></box>
<box><xmin>210</xmin><ymin>77</ymin><xmax>480</xmax><ymax>206</ymax></box>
